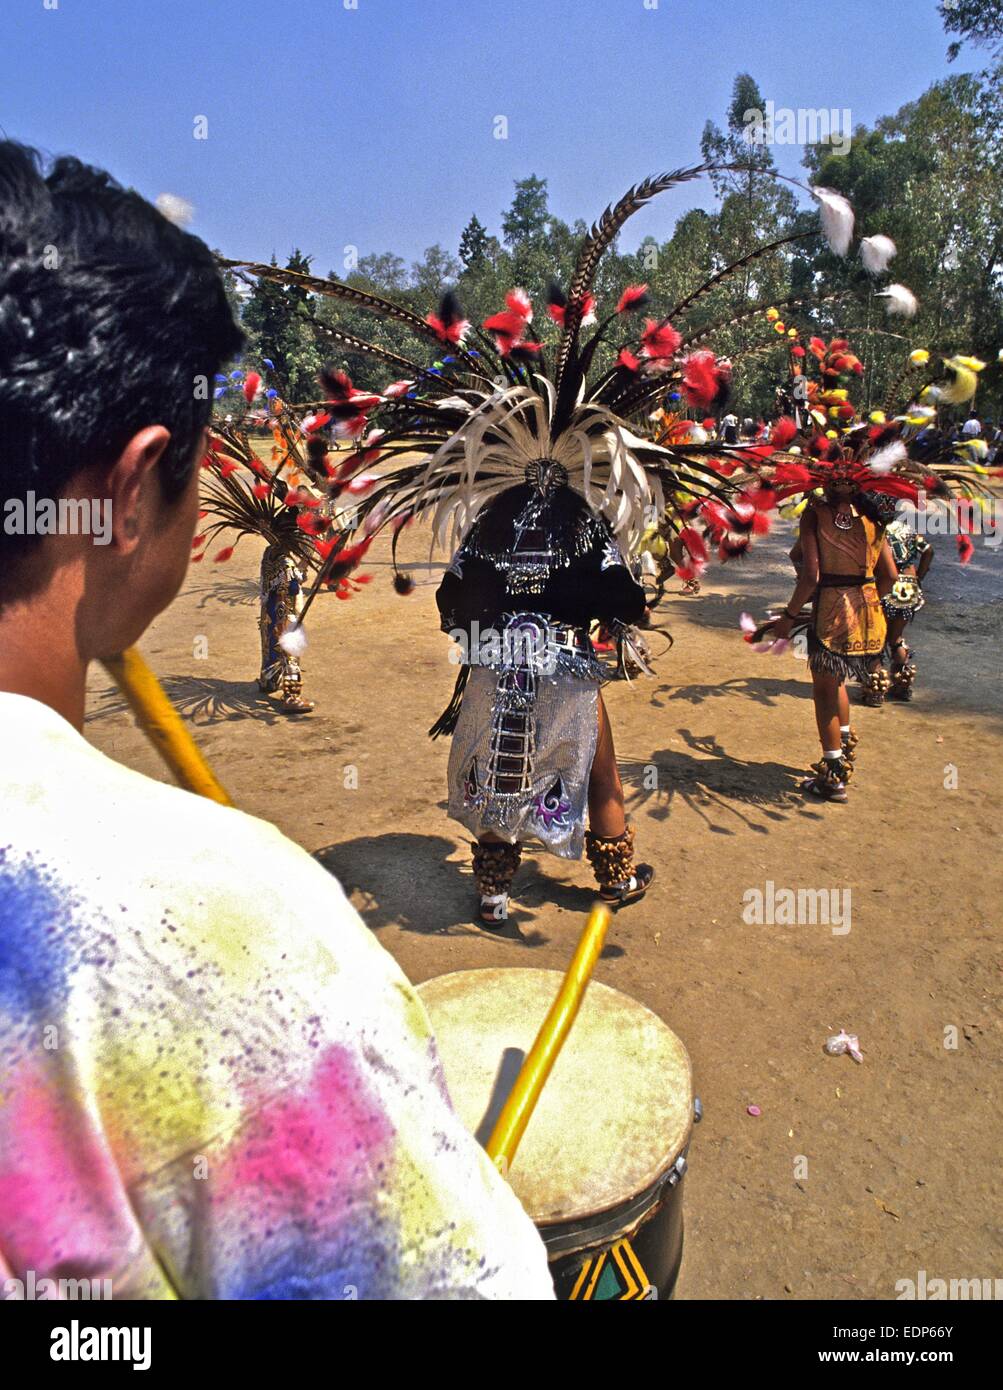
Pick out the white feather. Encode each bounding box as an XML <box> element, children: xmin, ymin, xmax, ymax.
<box><xmin>868</xmin><ymin>441</ymin><xmax>907</xmax><ymax>475</ymax></box>
<box><xmin>278</xmin><ymin>624</ymin><xmax>308</xmax><ymax>657</ymax></box>
<box><xmin>155</xmin><ymin>193</ymin><xmax>194</xmax><ymax>227</ymax></box>
<box><xmin>859</xmin><ymin>234</ymin><xmax>897</xmax><ymax>275</ymax></box>
<box><xmin>878</xmin><ymin>284</ymin><xmax>919</xmax><ymax>318</ymax></box>
<box><xmin>811</xmin><ymin>186</ymin><xmax>855</xmax><ymax>257</ymax></box>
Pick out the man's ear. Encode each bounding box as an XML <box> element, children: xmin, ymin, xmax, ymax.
<box><xmin>105</xmin><ymin>427</ymin><xmax>172</xmax><ymax>553</ymax></box>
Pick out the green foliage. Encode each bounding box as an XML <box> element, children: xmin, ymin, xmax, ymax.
<box><xmin>240</xmin><ymin>249</ymin><xmax>323</xmax><ymax>402</ymax></box>
<box><xmin>939</xmin><ymin>0</ymin><xmax>1003</xmax><ymax>62</ymax></box>
<box><xmin>804</xmin><ymin>68</ymin><xmax>1003</xmax><ymax>416</ymax></box>
<box><xmin>459</xmin><ymin>214</ymin><xmax>492</xmax><ymax>269</ymax></box>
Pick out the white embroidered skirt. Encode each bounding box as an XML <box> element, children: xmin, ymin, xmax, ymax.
<box><xmin>447</xmin><ymin>664</ymin><xmax>599</xmax><ymax>859</ymax></box>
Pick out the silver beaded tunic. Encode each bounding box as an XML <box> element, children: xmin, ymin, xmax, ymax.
<box><xmin>447</xmin><ymin>615</ymin><xmax>601</xmax><ymax>858</ymax></box>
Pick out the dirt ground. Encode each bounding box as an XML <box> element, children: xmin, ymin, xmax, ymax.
<box><xmin>84</xmin><ymin>511</ymin><xmax>1003</xmax><ymax>1300</ymax></box>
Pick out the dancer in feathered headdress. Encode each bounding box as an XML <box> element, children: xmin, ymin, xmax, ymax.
<box><xmin>738</xmin><ymin>336</ymin><xmax>1001</xmax><ymax>800</ymax></box>
<box><xmin>880</xmin><ymin>516</ymin><xmax>933</xmax><ymax>703</ymax></box>
<box><xmin>217</xmin><ymin>166</ymin><xmax>876</xmax><ymax>919</ymax></box>
<box><xmin>871</xmin><ymin>349</ymin><xmax>1000</xmax><ymax>703</ymax></box>
<box><xmin>198</xmin><ymin>368</ymin><xmax>377</xmax><ymax>711</ymax></box>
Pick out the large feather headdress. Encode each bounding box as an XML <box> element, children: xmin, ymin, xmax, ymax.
<box><xmin>219</xmin><ymin>168</ymin><xmax>861</xmax><ymax>547</ymax></box>
<box><xmin>216</xmin><ymin>165</ymin><xmax>920</xmax><ymax>600</ymax></box>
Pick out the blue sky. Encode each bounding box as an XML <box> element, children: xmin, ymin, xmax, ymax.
<box><xmin>3</xmin><ymin>0</ymin><xmax>969</xmax><ymax>274</ymax></box>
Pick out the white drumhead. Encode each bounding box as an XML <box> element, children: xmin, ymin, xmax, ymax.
<box><xmin>419</xmin><ymin>967</ymin><xmax>692</xmax><ymax>1224</ymax></box>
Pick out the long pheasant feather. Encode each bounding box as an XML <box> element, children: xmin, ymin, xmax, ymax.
<box><xmin>217</xmin><ymin>258</ymin><xmax>492</xmax><ymax>381</ymax></box>
<box><xmin>553</xmin><ymin>164</ymin><xmax>710</xmax><ymax>396</ymax></box>
<box><xmin>668</xmin><ymin>231</ymin><xmax>812</xmax><ymax>319</ymax></box>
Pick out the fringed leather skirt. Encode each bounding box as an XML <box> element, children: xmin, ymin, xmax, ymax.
<box><xmin>807</xmin><ymin>574</ymin><xmax>887</xmax><ymax>682</ymax></box>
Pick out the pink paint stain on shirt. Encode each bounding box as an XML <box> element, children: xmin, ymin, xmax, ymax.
<box><xmin>1</xmin><ymin>1060</ymin><xmax>137</xmax><ymax>1270</ymax></box>
<box><xmin>215</xmin><ymin>1044</ymin><xmax>395</xmax><ymax>1202</ymax></box>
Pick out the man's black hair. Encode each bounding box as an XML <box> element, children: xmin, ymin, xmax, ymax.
<box><xmin>0</xmin><ymin>141</ymin><xmax>243</xmax><ymax>585</ymax></box>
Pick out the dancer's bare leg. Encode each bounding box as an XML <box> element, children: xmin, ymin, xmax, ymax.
<box><xmin>587</xmin><ymin>695</ymin><xmax>627</xmax><ymax>838</ymax></box>
<box><xmin>813</xmin><ymin>671</ymin><xmax>843</xmax><ymax>753</ymax></box>
<box><xmin>837</xmin><ymin>682</ymin><xmax>850</xmax><ymax>729</ymax></box>
<box><xmin>802</xmin><ymin>671</ymin><xmax>851</xmax><ymax>801</ymax></box>
<box><xmin>585</xmin><ymin>695</ymin><xmax>653</xmax><ymax>905</ymax></box>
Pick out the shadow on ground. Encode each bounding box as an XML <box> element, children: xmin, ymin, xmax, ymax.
<box><xmin>620</xmin><ymin>728</ymin><xmax>817</xmax><ymax>835</ymax></box>
<box><xmin>649</xmin><ymin>673</ymin><xmax>812</xmax><ymax>710</ymax></box>
<box><xmin>86</xmin><ymin>674</ymin><xmax>295</xmax><ymax>727</ymax></box>
<box><xmin>187</xmin><ymin>577</ymin><xmax>259</xmax><ymax>610</ymax></box>
<box><xmin>314</xmin><ymin>833</ymin><xmax>625</xmax><ymax>956</ymax></box>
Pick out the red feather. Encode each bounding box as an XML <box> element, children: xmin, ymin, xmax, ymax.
<box><xmin>678</xmin><ymin>526</ymin><xmax>708</xmax><ymax>564</ymax></box>
<box><xmin>484</xmin><ymin>309</ymin><xmax>528</xmax><ymax>338</ymax></box>
<box><xmin>718</xmin><ymin>535</ymin><xmax>751</xmax><ymax>560</ymax></box>
<box><xmin>505</xmin><ymin>288</ymin><xmax>533</xmax><ymax>321</ymax></box>
<box><xmin>426</xmin><ymin>290</ymin><xmax>469</xmax><ymax>345</ymax></box>
<box><xmin>320</xmin><ymin>369</ymin><xmax>354</xmax><ymax>402</ymax></box>
<box><xmin>770</xmin><ymin>416</ymin><xmax>798</xmax><ymax>448</ymax></box>
<box><xmin>640</xmin><ymin>319</ymin><xmax>682</xmax><ymax>361</ymax></box>
<box><xmin>616</xmin><ymin>284</ymin><xmax>650</xmax><ymax>315</ymax></box>
<box><xmin>680</xmin><ymin>350</ymin><xmax>721</xmax><ymax>408</ymax></box>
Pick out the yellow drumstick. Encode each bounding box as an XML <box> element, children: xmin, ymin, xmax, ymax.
<box><xmin>100</xmin><ymin>647</ymin><xmax>233</xmax><ymax>806</ymax></box>
<box><xmin>485</xmin><ymin>902</ymin><xmax>611</xmax><ymax>1175</ymax></box>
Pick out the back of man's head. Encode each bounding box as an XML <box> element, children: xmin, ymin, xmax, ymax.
<box><xmin>0</xmin><ymin>142</ymin><xmax>242</xmax><ymax>607</ymax></box>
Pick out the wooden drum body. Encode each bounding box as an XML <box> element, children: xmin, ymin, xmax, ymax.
<box><xmin>418</xmin><ymin>967</ymin><xmax>695</xmax><ymax>1301</ymax></box>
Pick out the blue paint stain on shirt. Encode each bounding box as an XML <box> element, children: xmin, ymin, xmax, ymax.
<box><xmin>0</xmin><ymin>850</ymin><xmax>76</xmax><ymax>1021</ymax></box>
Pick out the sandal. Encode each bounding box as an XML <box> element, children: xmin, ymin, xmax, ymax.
<box><xmin>277</xmin><ymin>694</ymin><xmax>315</xmax><ymax>714</ymax></box>
<box><xmin>472</xmin><ymin>841</ymin><xmax>521</xmax><ymax>926</ymax></box>
<box><xmin>599</xmin><ymin>864</ymin><xmax>655</xmax><ymax>908</ymax></box>
<box><xmin>585</xmin><ymin>826</ymin><xmax>655</xmax><ymax>909</ymax></box>
<box><xmin>479</xmin><ymin>893</ymin><xmax>510</xmax><ymax>927</ymax></box>
<box><xmin>800</xmin><ymin>756</ymin><xmax>850</xmax><ymax>803</ymax></box>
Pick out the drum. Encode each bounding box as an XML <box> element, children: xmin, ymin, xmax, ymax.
<box><xmin>419</xmin><ymin>967</ymin><xmax>696</xmax><ymax>1300</ymax></box>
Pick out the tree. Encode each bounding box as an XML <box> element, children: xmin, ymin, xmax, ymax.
<box><xmin>354</xmin><ymin>252</ymin><xmax>408</xmax><ymax>293</ymax></box>
<box><xmin>459</xmin><ymin>214</ymin><xmax>491</xmax><ymax>269</ymax></box>
<box><xmin>501</xmin><ymin>176</ymin><xmax>550</xmax><ymax>247</ymax></box>
<box><xmin>804</xmin><ymin>67</ymin><xmax>1003</xmax><ymax>417</ymax></box>
<box><xmin>939</xmin><ymin>0</ymin><xmax>1003</xmax><ymax>61</ymax></box>
<box><xmin>410</xmin><ymin>244</ymin><xmax>462</xmax><ymax>301</ymax></box>
<box><xmin>241</xmin><ymin>251</ymin><xmax>324</xmax><ymax>403</ymax></box>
